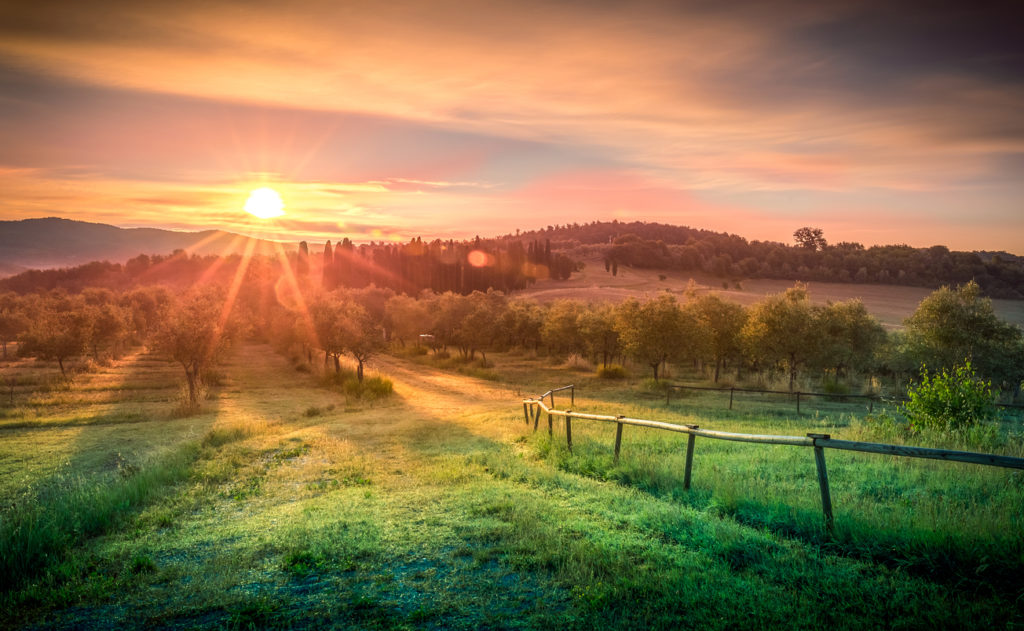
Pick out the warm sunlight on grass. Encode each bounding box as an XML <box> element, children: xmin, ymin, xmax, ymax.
<box><xmin>243</xmin><ymin>187</ymin><xmax>285</xmax><ymax>219</ymax></box>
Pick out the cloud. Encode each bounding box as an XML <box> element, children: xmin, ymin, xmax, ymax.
<box><xmin>0</xmin><ymin>1</ymin><xmax>1022</xmax><ymax>251</ymax></box>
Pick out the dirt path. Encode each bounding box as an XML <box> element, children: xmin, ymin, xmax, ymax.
<box><xmin>368</xmin><ymin>354</ymin><xmax>519</xmax><ymax>414</ymax></box>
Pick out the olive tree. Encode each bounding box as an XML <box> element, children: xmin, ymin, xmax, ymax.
<box><xmin>18</xmin><ymin>294</ymin><xmax>89</xmax><ymax>380</ymax></box>
<box><xmin>904</xmin><ymin>280</ymin><xmax>1023</xmax><ymax>388</ymax></box>
<box><xmin>339</xmin><ymin>301</ymin><xmax>386</xmax><ymax>382</ymax></box>
<box><xmin>687</xmin><ymin>293</ymin><xmax>747</xmax><ymax>383</ymax></box>
<box><xmin>742</xmin><ymin>284</ymin><xmax>819</xmax><ymax>391</ymax></box>
<box><xmin>578</xmin><ymin>303</ymin><xmax>619</xmax><ymax>369</ymax></box>
<box><xmin>0</xmin><ymin>293</ymin><xmax>27</xmax><ymax>359</ymax></box>
<box><xmin>615</xmin><ymin>294</ymin><xmax>685</xmax><ymax>380</ymax></box>
<box><xmin>152</xmin><ymin>289</ymin><xmax>235</xmax><ymax>411</ymax></box>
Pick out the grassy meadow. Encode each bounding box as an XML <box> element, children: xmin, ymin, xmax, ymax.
<box><xmin>1</xmin><ymin>344</ymin><xmax>1023</xmax><ymax>629</ymax></box>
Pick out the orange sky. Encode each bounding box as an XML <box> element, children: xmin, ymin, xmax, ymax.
<box><xmin>0</xmin><ymin>1</ymin><xmax>1022</xmax><ymax>252</ymax></box>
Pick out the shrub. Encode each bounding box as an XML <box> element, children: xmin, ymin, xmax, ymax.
<box><xmin>821</xmin><ymin>378</ymin><xmax>849</xmax><ymax>395</ymax></box>
<box><xmin>363</xmin><ymin>376</ymin><xmax>394</xmax><ymax>399</ymax></box>
<box><xmin>901</xmin><ymin>361</ymin><xmax>996</xmax><ymax>433</ymax></box>
<box><xmin>561</xmin><ymin>353</ymin><xmax>593</xmax><ymax>371</ymax></box>
<box><xmin>342</xmin><ymin>375</ymin><xmax>394</xmax><ymax>400</ymax></box>
<box><xmin>320</xmin><ymin>367</ymin><xmax>357</xmax><ymax>387</ymax></box>
<box><xmin>856</xmin><ymin>411</ymin><xmax>911</xmax><ymax>443</ymax></box>
<box><xmin>642</xmin><ymin>377</ymin><xmax>669</xmax><ymax>393</ymax></box>
<box><xmin>200</xmin><ymin>368</ymin><xmax>225</xmax><ymax>387</ymax></box>
<box><xmin>597</xmin><ymin>364</ymin><xmax>628</xmax><ymax>379</ymax></box>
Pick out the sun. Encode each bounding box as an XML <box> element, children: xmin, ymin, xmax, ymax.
<box><xmin>244</xmin><ymin>187</ymin><xmax>286</xmax><ymax>219</ymax></box>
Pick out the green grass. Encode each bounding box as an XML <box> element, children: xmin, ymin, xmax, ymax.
<box><xmin>2</xmin><ymin>344</ymin><xmax>1023</xmax><ymax>629</ymax></box>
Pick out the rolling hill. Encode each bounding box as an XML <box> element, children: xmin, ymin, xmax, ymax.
<box><xmin>0</xmin><ymin>217</ymin><xmax>288</xmax><ymax>277</ymax></box>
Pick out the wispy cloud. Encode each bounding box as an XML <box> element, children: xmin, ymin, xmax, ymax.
<box><xmin>0</xmin><ymin>1</ymin><xmax>1021</xmax><ymax>251</ymax></box>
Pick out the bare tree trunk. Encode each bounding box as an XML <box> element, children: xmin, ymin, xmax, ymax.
<box><xmin>186</xmin><ymin>368</ymin><xmax>199</xmax><ymax>409</ymax></box>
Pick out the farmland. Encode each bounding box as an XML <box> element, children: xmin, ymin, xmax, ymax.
<box><xmin>522</xmin><ymin>255</ymin><xmax>1024</xmax><ymax>330</ymax></box>
<box><xmin>2</xmin><ymin>343</ymin><xmax>1022</xmax><ymax>630</ymax></box>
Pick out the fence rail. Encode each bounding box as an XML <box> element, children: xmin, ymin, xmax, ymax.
<box><xmin>665</xmin><ymin>383</ymin><xmax>1024</xmax><ymax>414</ymax></box>
<box><xmin>521</xmin><ymin>387</ymin><xmax>1024</xmax><ymax>533</ymax></box>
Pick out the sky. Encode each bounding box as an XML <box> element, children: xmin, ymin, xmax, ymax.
<box><xmin>0</xmin><ymin>0</ymin><xmax>1022</xmax><ymax>252</ymax></box>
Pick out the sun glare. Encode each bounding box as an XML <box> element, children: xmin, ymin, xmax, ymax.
<box><xmin>244</xmin><ymin>187</ymin><xmax>286</xmax><ymax>219</ymax></box>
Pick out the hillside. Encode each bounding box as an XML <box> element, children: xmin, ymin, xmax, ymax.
<box><xmin>0</xmin><ymin>217</ymin><xmax>287</xmax><ymax>276</ymax></box>
<box><xmin>521</xmin><ymin>254</ymin><xmax>1024</xmax><ymax>330</ymax></box>
<box><xmin>503</xmin><ymin>221</ymin><xmax>1024</xmax><ymax>299</ymax></box>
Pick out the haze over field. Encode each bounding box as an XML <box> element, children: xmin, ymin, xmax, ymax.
<box><xmin>1</xmin><ymin>1</ymin><xmax>1022</xmax><ymax>252</ymax></box>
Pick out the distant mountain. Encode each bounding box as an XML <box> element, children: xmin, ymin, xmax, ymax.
<box><xmin>0</xmin><ymin>217</ymin><xmax>289</xmax><ymax>277</ymax></box>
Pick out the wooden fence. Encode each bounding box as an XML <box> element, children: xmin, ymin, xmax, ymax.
<box><xmin>522</xmin><ymin>387</ymin><xmax>1024</xmax><ymax>533</ymax></box>
<box><xmin>665</xmin><ymin>383</ymin><xmax>1024</xmax><ymax>415</ymax></box>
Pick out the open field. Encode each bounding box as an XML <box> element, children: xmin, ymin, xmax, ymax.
<box><xmin>521</xmin><ymin>255</ymin><xmax>1024</xmax><ymax>329</ymax></box>
<box><xmin>1</xmin><ymin>345</ymin><xmax>1023</xmax><ymax>629</ymax></box>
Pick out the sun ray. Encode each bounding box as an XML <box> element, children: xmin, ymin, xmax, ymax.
<box><xmin>214</xmin><ymin>232</ymin><xmax>259</xmax><ymax>343</ymax></box>
<box><xmin>193</xmin><ymin>233</ymin><xmax>246</xmax><ymax>286</ymax></box>
<box><xmin>271</xmin><ymin>240</ymin><xmax>319</xmax><ymax>350</ymax></box>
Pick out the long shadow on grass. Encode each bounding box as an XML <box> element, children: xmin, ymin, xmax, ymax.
<box><xmin>535</xmin><ymin>424</ymin><xmax>1024</xmax><ymax>602</ymax></box>
<box><xmin>0</xmin><ymin>347</ymin><xmax>225</xmax><ymax>601</ymax></box>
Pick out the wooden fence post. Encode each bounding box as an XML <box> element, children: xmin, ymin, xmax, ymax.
<box><xmin>571</xmin><ymin>386</ymin><xmax>575</xmax><ymax>408</ymax></box>
<box><xmin>808</xmin><ymin>433</ymin><xmax>834</xmax><ymax>533</ymax></box>
<box><xmin>614</xmin><ymin>417</ymin><xmax>624</xmax><ymax>463</ymax></box>
<box><xmin>533</xmin><ymin>405</ymin><xmax>540</xmax><ymax>431</ymax></box>
<box><xmin>548</xmin><ymin>412</ymin><xmax>553</xmax><ymax>436</ymax></box>
<box><xmin>869</xmin><ymin>397</ymin><xmax>874</xmax><ymax>413</ymax></box>
<box><xmin>523</xmin><ymin>402</ymin><xmax>529</xmax><ymax>424</ymax></box>
<box><xmin>796</xmin><ymin>391</ymin><xmax>801</xmax><ymax>415</ymax></box>
<box><xmin>566</xmin><ymin>413</ymin><xmax>573</xmax><ymax>452</ymax></box>
<box><xmin>683</xmin><ymin>425</ymin><xmax>698</xmax><ymax>490</ymax></box>
<box><xmin>729</xmin><ymin>387</ymin><xmax>734</xmax><ymax>410</ymax></box>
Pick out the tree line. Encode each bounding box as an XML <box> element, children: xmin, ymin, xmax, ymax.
<box><xmin>274</xmin><ymin>280</ymin><xmax>1023</xmax><ymax>399</ymax></box>
<box><xmin>0</xmin><ymin>235</ymin><xmax>581</xmax><ymax>298</ymax></box>
<box><xmin>3</xmin><ymin>248</ymin><xmax>1022</xmax><ymax>408</ymax></box>
<box><xmin>312</xmin><ymin>235</ymin><xmax>576</xmax><ymax>294</ymax></box>
<box><xmin>503</xmin><ymin>220</ymin><xmax>1024</xmax><ymax>298</ymax></box>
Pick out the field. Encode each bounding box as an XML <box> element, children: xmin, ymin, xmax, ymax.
<box><xmin>2</xmin><ymin>344</ymin><xmax>1023</xmax><ymax>630</ymax></box>
<box><xmin>522</xmin><ymin>255</ymin><xmax>1024</xmax><ymax>329</ymax></box>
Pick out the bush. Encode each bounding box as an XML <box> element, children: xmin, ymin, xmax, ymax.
<box><xmin>901</xmin><ymin>361</ymin><xmax>996</xmax><ymax>433</ymax></box>
<box><xmin>821</xmin><ymin>378</ymin><xmax>850</xmax><ymax>396</ymax></box>
<box><xmin>343</xmin><ymin>375</ymin><xmax>394</xmax><ymax>400</ymax></box>
<box><xmin>363</xmin><ymin>376</ymin><xmax>394</xmax><ymax>399</ymax></box>
<box><xmin>320</xmin><ymin>367</ymin><xmax>357</xmax><ymax>387</ymax></box>
<box><xmin>642</xmin><ymin>377</ymin><xmax>669</xmax><ymax>393</ymax></box>
<box><xmin>597</xmin><ymin>364</ymin><xmax>628</xmax><ymax>379</ymax></box>
<box><xmin>201</xmin><ymin>368</ymin><xmax>225</xmax><ymax>387</ymax></box>
<box><xmin>561</xmin><ymin>353</ymin><xmax>592</xmax><ymax>371</ymax></box>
